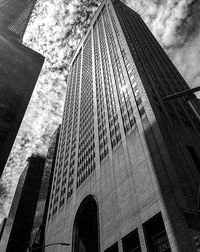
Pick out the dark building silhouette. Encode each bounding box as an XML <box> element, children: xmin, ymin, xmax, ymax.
<box><xmin>29</xmin><ymin>126</ymin><xmax>60</xmax><ymax>251</ymax></box>
<box><xmin>0</xmin><ymin>154</ymin><xmax>46</xmax><ymax>252</ymax></box>
<box><xmin>0</xmin><ymin>0</ymin><xmax>44</xmax><ymax>177</ymax></box>
<box><xmin>45</xmin><ymin>0</ymin><xmax>200</xmax><ymax>252</ymax></box>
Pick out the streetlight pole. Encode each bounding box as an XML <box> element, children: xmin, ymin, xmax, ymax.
<box><xmin>28</xmin><ymin>242</ymin><xmax>70</xmax><ymax>251</ymax></box>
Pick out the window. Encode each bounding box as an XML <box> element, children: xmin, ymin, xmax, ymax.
<box><xmin>143</xmin><ymin>213</ymin><xmax>171</xmax><ymax>252</ymax></box>
<box><xmin>104</xmin><ymin>243</ymin><xmax>118</xmax><ymax>252</ymax></box>
<box><xmin>122</xmin><ymin>229</ymin><xmax>141</xmax><ymax>252</ymax></box>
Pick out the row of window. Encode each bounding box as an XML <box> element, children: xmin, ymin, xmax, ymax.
<box><xmin>65</xmin><ymin>52</ymin><xmax>82</xmax><ymax>201</ymax></box>
<box><xmin>93</xmin><ymin>20</ymin><xmax>109</xmax><ymax>162</ymax></box>
<box><xmin>103</xmin><ymin>9</ymin><xmax>136</xmax><ymax>134</ymax></box>
<box><xmin>111</xmin><ymin>5</ymin><xmax>146</xmax><ymax>122</ymax></box>
<box><xmin>77</xmin><ymin>33</ymin><xmax>96</xmax><ymax>188</ymax></box>
<box><xmin>59</xmin><ymin>58</ymin><xmax>79</xmax><ymax>204</ymax></box>
<box><xmin>98</xmin><ymin>14</ymin><xmax>122</xmax><ymax>149</ymax></box>
<box><xmin>50</xmin><ymin>53</ymin><xmax>81</xmax><ymax>216</ymax></box>
<box><xmin>49</xmin><ymin>75</ymin><xmax>73</xmax><ymax>217</ymax></box>
<box><xmin>104</xmin><ymin>212</ymin><xmax>171</xmax><ymax>252</ymax></box>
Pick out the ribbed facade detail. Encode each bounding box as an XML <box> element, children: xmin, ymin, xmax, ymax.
<box><xmin>93</xmin><ymin>21</ymin><xmax>109</xmax><ymax>162</ymax></box>
<box><xmin>8</xmin><ymin>0</ymin><xmax>36</xmax><ymax>42</ymax></box>
<box><xmin>77</xmin><ymin>32</ymin><xmax>96</xmax><ymax>188</ymax></box>
<box><xmin>98</xmin><ymin>15</ymin><xmax>122</xmax><ymax>149</ymax></box>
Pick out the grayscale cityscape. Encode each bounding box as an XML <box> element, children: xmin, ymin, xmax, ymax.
<box><xmin>0</xmin><ymin>0</ymin><xmax>200</xmax><ymax>251</ymax></box>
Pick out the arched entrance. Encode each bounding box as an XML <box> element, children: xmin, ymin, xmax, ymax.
<box><xmin>72</xmin><ymin>195</ymin><xmax>99</xmax><ymax>252</ymax></box>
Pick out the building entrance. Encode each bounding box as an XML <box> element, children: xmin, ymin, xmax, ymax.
<box><xmin>72</xmin><ymin>196</ymin><xmax>99</xmax><ymax>252</ymax></box>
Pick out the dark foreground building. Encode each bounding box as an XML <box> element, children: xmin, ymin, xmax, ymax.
<box><xmin>45</xmin><ymin>0</ymin><xmax>200</xmax><ymax>251</ymax></box>
<box><xmin>0</xmin><ymin>0</ymin><xmax>44</xmax><ymax>177</ymax></box>
<box><xmin>0</xmin><ymin>155</ymin><xmax>46</xmax><ymax>252</ymax></box>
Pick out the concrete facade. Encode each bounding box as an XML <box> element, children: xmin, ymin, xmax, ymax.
<box><xmin>45</xmin><ymin>1</ymin><xmax>200</xmax><ymax>251</ymax></box>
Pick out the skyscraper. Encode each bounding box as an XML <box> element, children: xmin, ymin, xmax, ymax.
<box><xmin>0</xmin><ymin>0</ymin><xmax>44</xmax><ymax>177</ymax></box>
<box><xmin>0</xmin><ymin>154</ymin><xmax>46</xmax><ymax>252</ymax></box>
<box><xmin>29</xmin><ymin>126</ymin><xmax>60</xmax><ymax>250</ymax></box>
<box><xmin>0</xmin><ymin>0</ymin><xmax>37</xmax><ymax>42</ymax></box>
<box><xmin>45</xmin><ymin>0</ymin><xmax>200</xmax><ymax>251</ymax></box>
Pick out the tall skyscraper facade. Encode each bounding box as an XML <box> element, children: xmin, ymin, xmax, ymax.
<box><xmin>45</xmin><ymin>0</ymin><xmax>200</xmax><ymax>251</ymax></box>
<box><xmin>0</xmin><ymin>0</ymin><xmax>44</xmax><ymax>177</ymax></box>
<box><xmin>0</xmin><ymin>154</ymin><xmax>46</xmax><ymax>252</ymax></box>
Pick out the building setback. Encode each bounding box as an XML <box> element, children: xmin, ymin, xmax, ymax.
<box><xmin>0</xmin><ymin>0</ymin><xmax>44</xmax><ymax>177</ymax></box>
<box><xmin>0</xmin><ymin>155</ymin><xmax>46</xmax><ymax>252</ymax></box>
<box><xmin>45</xmin><ymin>0</ymin><xmax>200</xmax><ymax>251</ymax></box>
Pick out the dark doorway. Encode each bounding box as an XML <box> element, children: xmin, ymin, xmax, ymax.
<box><xmin>72</xmin><ymin>196</ymin><xmax>99</xmax><ymax>252</ymax></box>
<box><xmin>143</xmin><ymin>213</ymin><xmax>171</xmax><ymax>252</ymax></box>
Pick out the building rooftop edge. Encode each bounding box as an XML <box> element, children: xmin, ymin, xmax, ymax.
<box><xmin>68</xmin><ymin>0</ymin><xmax>139</xmax><ymax>71</ymax></box>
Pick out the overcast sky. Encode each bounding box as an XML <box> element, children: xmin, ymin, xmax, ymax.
<box><xmin>0</xmin><ymin>0</ymin><xmax>200</xmax><ymax>222</ymax></box>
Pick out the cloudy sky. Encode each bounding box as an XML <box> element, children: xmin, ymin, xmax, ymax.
<box><xmin>0</xmin><ymin>0</ymin><xmax>200</xmax><ymax>222</ymax></box>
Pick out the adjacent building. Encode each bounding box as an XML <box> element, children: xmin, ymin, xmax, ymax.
<box><xmin>29</xmin><ymin>126</ymin><xmax>60</xmax><ymax>251</ymax></box>
<box><xmin>0</xmin><ymin>0</ymin><xmax>44</xmax><ymax>177</ymax></box>
<box><xmin>45</xmin><ymin>0</ymin><xmax>200</xmax><ymax>251</ymax></box>
<box><xmin>0</xmin><ymin>154</ymin><xmax>46</xmax><ymax>252</ymax></box>
<box><xmin>0</xmin><ymin>0</ymin><xmax>37</xmax><ymax>42</ymax></box>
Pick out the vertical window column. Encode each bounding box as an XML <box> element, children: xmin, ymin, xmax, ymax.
<box><xmin>50</xmin><ymin>69</ymin><xmax>74</xmax><ymax>216</ymax></box>
<box><xmin>77</xmin><ymin>32</ymin><xmax>96</xmax><ymax>188</ymax></box>
<box><xmin>65</xmin><ymin>52</ymin><xmax>82</xmax><ymax>200</ymax></box>
<box><xmin>103</xmin><ymin>9</ymin><xmax>136</xmax><ymax>134</ymax></box>
<box><xmin>98</xmin><ymin>16</ymin><xmax>121</xmax><ymax>149</ymax></box>
<box><xmin>93</xmin><ymin>21</ymin><xmax>109</xmax><ymax>163</ymax></box>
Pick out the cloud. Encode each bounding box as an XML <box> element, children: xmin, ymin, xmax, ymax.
<box><xmin>125</xmin><ymin>0</ymin><xmax>200</xmax><ymax>92</ymax></box>
<box><xmin>0</xmin><ymin>179</ymin><xmax>9</xmax><ymax>218</ymax></box>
